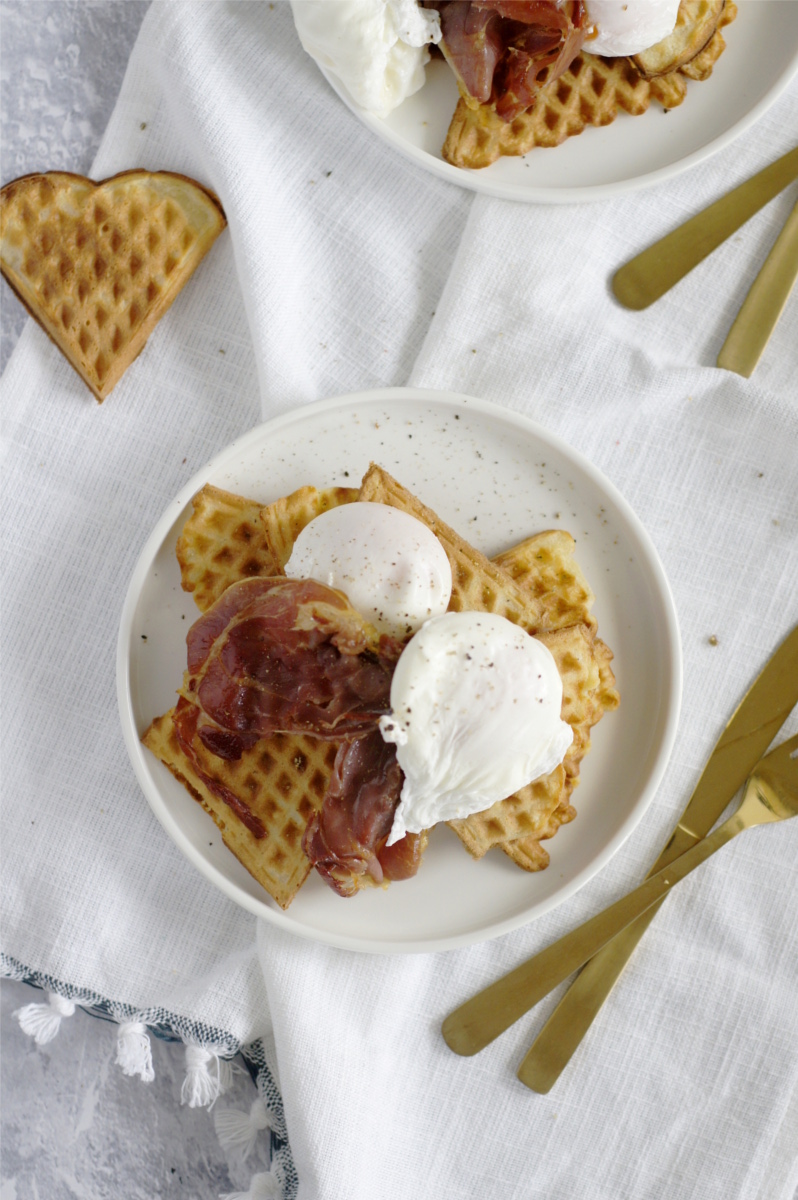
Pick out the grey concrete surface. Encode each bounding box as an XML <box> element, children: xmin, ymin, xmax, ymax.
<box><xmin>1</xmin><ymin>0</ymin><xmax>149</xmax><ymax>371</ymax></box>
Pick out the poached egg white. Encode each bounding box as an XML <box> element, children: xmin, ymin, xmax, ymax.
<box><xmin>585</xmin><ymin>0</ymin><xmax>681</xmax><ymax>57</ymax></box>
<box><xmin>290</xmin><ymin>0</ymin><xmax>441</xmax><ymax>119</ymax></box>
<box><xmin>284</xmin><ymin>501</ymin><xmax>453</xmax><ymax>638</ymax></box>
<box><xmin>379</xmin><ymin>611</ymin><xmax>573</xmax><ymax>844</ymax></box>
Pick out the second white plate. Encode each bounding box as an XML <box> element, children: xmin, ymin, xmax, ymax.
<box><xmin>321</xmin><ymin>1</ymin><xmax>798</xmax><ymax>203</ymax></box>
<box><xmin>118</xmin><ymin>388</ymin><xmax>681</xmax><ymax>952</ymax></box>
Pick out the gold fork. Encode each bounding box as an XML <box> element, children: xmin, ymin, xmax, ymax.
<box><xmin>442</xmin><ymin>733</ymin><xmax>798</xmax><ymax>1061</ymax></box>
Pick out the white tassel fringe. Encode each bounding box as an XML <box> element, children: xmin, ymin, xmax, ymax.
<box><xmin>182</xmin><ymin>1044</ymin><xmax>235</xmax><ymax>1108</ymax></box>
<box><xmin>220</xmin><ymin>1161</ymin><xmax>284</xmax><ymax>1200</ymax></box>
<box><xmin>115</xmin><ymin>1020</ymin><xmax>155</xmax><ymax>1082</ymax></box>
<box><xmin>14</xmin><ymin>991</ymin><xmax>77</xmax><ymax>1044</ymax></box>
<box><xmin>215</xmin><ymin>1097</ymin><xmax>277</xmax><ymax>1160</ymax></box>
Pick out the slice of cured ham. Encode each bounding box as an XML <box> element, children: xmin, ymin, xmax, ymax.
<box><xmin>303</xmin><ymin>729</ymin><xmax>426</xmax><ymax>896</ymax></box>
<box><xmin>427</xmin><ymin>0</ymin><xmax>587</xmax><ymax>121</ymax></box>
<box><xmin>180</xmin><ymin>575</ymin><xmax>424</xmax><ymax>896</ymax></box>
<box><xmin>184</xmin><ymin>577</ymin><xmax>401</xmax><ymax>759</ymax></box>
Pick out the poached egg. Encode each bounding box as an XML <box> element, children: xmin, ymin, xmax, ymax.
<box><xmin>379</xmin><ymin>612</ymin><xmax>573</xmax><ymax>845</ymax></box>
<box><xmin>284</xmin><ymin>501</ymin><xmax>453</xmax><ymax>638</ymax></box>
<box><xmin>290</xmin><ymin>0</ymin><xmax>441</xmax><ymax>119</ymax></box>
<box><xmin>586</xmin><ymin>0</ymin><xmax>681</xmax><ymax>57</ymax></box>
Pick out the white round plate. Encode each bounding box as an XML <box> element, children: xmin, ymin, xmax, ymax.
<box><xmin>118</xmin><ymin>388</ymin><xmax>681</xmax><ymax>953</ymax></box>
<box><xmin>321</xmin><ymin>1</ymin><xmax>798</xmax><ymax>203</ymax></box>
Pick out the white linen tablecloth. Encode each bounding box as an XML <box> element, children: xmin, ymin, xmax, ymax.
<box><xmin>2</xmin><ymin>4</ymin><xmax>797</xmax><ymax>1198</ymax></box>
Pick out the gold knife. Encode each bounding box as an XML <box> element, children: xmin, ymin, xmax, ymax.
<box><xmin>716</xmin><ymin>199</ymin><xmax>798</xmax><ymax>377</ymax></box>
<box><xmin>612</xmin><ymin>146</ymin><xmax>798</xmax><ymax>310</ymax></box>
<box><xmin>441</xmin><ymin>624</ymin><xmax>798</xmax><ymax>1070</ymax></box>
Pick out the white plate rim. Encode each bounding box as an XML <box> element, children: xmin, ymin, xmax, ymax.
<box><xmin>117</xmin><ymin>386</ymin><xmax>683</xmax><ymax>954</ymax></box>
<box><xmin>320</xmin><ymin>14</ymin><xmax>798</xmax><ymax>204</ymax></box>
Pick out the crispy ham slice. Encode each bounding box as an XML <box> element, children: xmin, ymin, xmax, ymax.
<box><xmin>181</xmin><ymin>576</ymin><xmax>424</xmax><ymax>896</ymax></box>
<box><xmin>184</xmin><ymin>577</ymin><xmax>401</xmax><ymax>758</ymax></box>
<box><xmin>427</xmin><ymin>0</ymin><xmax>587</xmax><ymax>121</ymax></box>
<box><xmin>303</xmin><ymin>730</ymin><xmax>426</xmax><ymax>897</ymax></box>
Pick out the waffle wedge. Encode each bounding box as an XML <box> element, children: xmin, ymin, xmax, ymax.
<box><xmin>175</xmin><ymin>483</ymin><xmax>360</xmax><ymax>613</ymax></box>
<box><xmin>492</xmin><ymin>544</ymin><xmax>619</xmax><ymax>872</ymax></box>
<box><xmin>633</xmin><ymin>0</ymin><xmax>726</xmax><ymax>77</ymax></box>
<box><xmin>498</xmin><ymin>640</ymin><xmax>618</xmax><ymax>872</ymax></box>
<box><xmin>442</xmin><ymin>1</ymin><xmax>736</xmax><ymax>169</ymax></box>
<box><xmin>493</xmin><ymin>530</ymin><xmax>596</xmax><ymax>634</ymax></box>
<box><xmin>358</xmin><ymin>464</ymin><xmax>549</xmax><ymax>630</ymax></box>
<box><xmin>0</xmin><ymin>170</ymin><xmax>226</xmax><ymax>400</ymax></box>
<box><xmin>176</xmin><ymin>484</ymin><xmax>281</xmax><ymax>613</ymax></box>
<box><xmin>142</xmin><ymin>709</ymin><xmax>335</xmax><ymax>909</ymax></box>
<box><xmin>261</xmin><ymin>485</ymin><xmax>360</xmax><ymax>570</ymax></box>
<box><xmin>500</xmin><ymin>798</ymin><xmax>577</xmax><ymax>872</ymax></box>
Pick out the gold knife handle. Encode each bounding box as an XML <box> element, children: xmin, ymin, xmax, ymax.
<box><xmin>441</xmin><ymin>825</ymin><xmax>710</xmax><ymax>1059</ymax></box>
<box><xmin>515</xmin><ymin>626</ymin><xmax>798</xmax><ymax>1092</ymax></box>
<box><xmin>514</xmin><ymin>822</ymin><xmax>699</xmax><ymax>1090</ymax></box>
<box><xmin>516</xmin><ymin>905</ymin><xmax>664</xmax><ymax>1092</ymax></box>
<box><xmin>513</xmin><ymin>825</ymin><xmax>739</xmax><ymax>1089</ymax></box>
<box><xmin>612</xmin><ymin>146</ymin><xmax>798</xmax><ymax>310</ymax></box>
<box><xmin>717</xmin><ymin>199</ymin><xmax>798</xmax><ymax>378</ymax></box>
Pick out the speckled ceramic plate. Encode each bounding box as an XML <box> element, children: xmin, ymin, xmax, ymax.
<box><xmin>319</xmin><ymin>1</ymin><xmax>798</xmax><ymax>203</ymax></box>
<box><xmin>117</xmin><ymin>388</ymin><xmax>681</xmax><ymax>953</ymax></box>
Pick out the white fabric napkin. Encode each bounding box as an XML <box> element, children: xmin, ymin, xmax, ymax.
<box><xmin>2</xmin><ymin>4</ymin><xmax>797</xmax><ymax>1199</ymax></box>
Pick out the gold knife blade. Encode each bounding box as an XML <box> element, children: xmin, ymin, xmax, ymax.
<box><xmin>441</xmin><ymin>624</ymin><xmax>798</xmax><ymax>1063</ymax></box>
<box><xmin>515</xmin><ymin>622</ymin><xmax>798</xmax><ymax>1091</ymax></box>
<box><xmin>612</xmin><ymin>146</ymin><xmax>798</xmax><ymax>310</ymax></box>
<box><xmin>716</xmin><ymin>199</ymin><xmax>798</xmax><ymax>378</ymax></box>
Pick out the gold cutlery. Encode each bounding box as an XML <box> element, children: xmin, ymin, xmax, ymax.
<box><xmin>442</xmin><ymin>624</ymin><xmax>798</xmax><ymax>1073</ymax></box>
<box><xmin>443</xmin><ymin>732</ymin><xmax>798</xmax><ymax>1065</ymax></box>
<box><xmin>612</xmin><ymin>146</ymin><xmax>798</xmax><ymax>310</ymax></box>
<box><xmin>716</xmin><ymin>199</ymin><xmax>798</xmax><ymax>377</ymax></box>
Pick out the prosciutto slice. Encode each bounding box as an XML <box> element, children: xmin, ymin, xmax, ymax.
<box><xmin>184</xmin><ymin>577</ymin><xmax>400</xmax><ymax>759</ymax></box>
<box><xmin>428</xmin><ymin>0</ymin><xmax>586</xmax><ymax>121</ymax></box>
<box><xmin>172</xmin><ymin>695</ymin><xmax>267</xmax><ymax>838</ymax></box>
<box><xmin>303</xmin><ymin>730</ymin><xmax>425</xmax><ymax>897</ymax></box>
<box><xmin>180</xmin><ymin>575</ymin><xmax>424</xmax><ymax>896</ymax></box>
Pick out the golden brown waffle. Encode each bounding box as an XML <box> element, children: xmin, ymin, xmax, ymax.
<box><xmin>493</xmin><ymin>533</ymin><xmax>619</xmax><ymax>871</ymax></box>
<box><xmin>441</xmin><ymin>2</ymin><xmax>737</xmax><ymax>169</ymax></box>
<box><xmin>500</xmin><ymin>798</ymin><xmax>577</xmax><ymax>872</ymax></box>
<box><xmin>594</xmin><ymin>636</ymin><xmax>621</xmax><ymax>716</ymax></box>
<box><xmin>261</xmin><ymin>485</ymin><xmax>360</xmax><ymax>570</ymax></box>
<box><xmin>176</xmin><ymin>484</ymin><xmax>281</xmax><ymax>613</ymax></box>
<box><xmin>142</xmin><ymin>709</ymin><xmax>335</xmax><ymax>909</ymax></box>
<box><xmin>0</xmin><ymin>170</ymin><xmax>226</xmax><ymax>401</ymax></box>
<box><xmin>632</xmin><ymin>0</ymin><xmax>727</xmax><ymax>77</ymax></box>
<box><xmin>359</xmin><ymin>464</ymin><xmax>548</xmax><ymax>631</ymax></box>
<box><xmin>449</xmin><ymin>766</ymin><xmax>567</xmax><ymax>858</ymax></box>
<box><xmin>176</xmin><ymin>483</ymin><xmax>359</xmax><ymax>614</ymax></box>
<box><xmin>493</xmin><ymin>530</ymin><xmax>596</xmax><ymax>634</ymax></box>
<box><xmin>503</xmin><ymin>634</ymin><xmax>620</xmax><ymax>873</ymax></box>
<box><xmin>680</xmin><ymin>3</ymin><xmax>735</xmax><ymax>81</ymax></box>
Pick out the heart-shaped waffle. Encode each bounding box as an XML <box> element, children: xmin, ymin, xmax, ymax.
<box><xmin>0</xmin><ymin>170</ymin><xmax>226</xmax><ymax>401</ymax></box>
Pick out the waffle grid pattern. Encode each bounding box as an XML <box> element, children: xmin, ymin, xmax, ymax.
<box><xmin>0</xmin><ymin>170</ymin><xmax>225</xmax><ymax>399</ymax></box>
<box><xmin>442</xmin><ymin>2</ymin><xmax>737</xmax><ymax>168</ymax></box>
